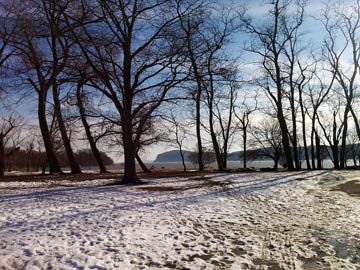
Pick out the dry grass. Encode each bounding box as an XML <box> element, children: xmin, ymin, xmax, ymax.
<box><xmin>0</xmin><ymin>167</ymin><xmax>261</xmax><ymax>183</ymax></box>
<box><xmin>136</xmin><ymin>176</ymin><xmax>234</xmax><ymax>192</ymax></box>
<box><xmin>0</xmin><ymin>172</ymin><xmax>124</xmax><ymax>183</ymax></box>
<box><xmin>330</xmin><ymin>180</ymin><xmax>360</xmax><ymax>197</ymax></box>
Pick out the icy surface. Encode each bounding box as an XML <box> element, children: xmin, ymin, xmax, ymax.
<box><xmin>0</xmin><ymin>171</ymin><xmax>359</xmax><ymax>269</ymax></box>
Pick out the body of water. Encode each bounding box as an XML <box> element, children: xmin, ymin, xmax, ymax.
<box><xmin>96</xmin><ymin>159</ymin><xmax>354</xmax><ymax>171</ymax></box>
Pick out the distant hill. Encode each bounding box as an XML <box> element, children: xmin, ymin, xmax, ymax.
<box><xmin>153</xmin><ymin>145</ymin><xmax>346</xmax><ymax>163</ymax></box>
<box><xmin>154</xmin><ymin>150</ymin><xmax>192</xmax><ymax>162</ymax></box>
<box><xmin>153</xmin><ymin>149</ymin><xmax>271</xmax><ymax>162</ymax></box>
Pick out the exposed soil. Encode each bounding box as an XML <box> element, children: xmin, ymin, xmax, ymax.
<box><xmin>330</xmin><ymin>180</ymin><xmax>360</xmax><ymax>197</ymax></box>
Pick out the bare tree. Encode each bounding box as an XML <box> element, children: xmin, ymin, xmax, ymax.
<box><xmin>316</xmin><ymin>95</ymin><xmax>345</xmax><ymax>168</ymax></box>
<box><xmin>306</xmin><ymin>65</ymin><xmax>336</xmax><ymax>169</ymax></box>
<box><xmin>24</xmin><ymin>138</ymin><xmax>35</xmax><ymax>172</ymax></box>
<box><xmin>250</xmin><ymin>118</ymin><xmax>283</xmax><ymax>169</ymax></box>
<box><xmin>240</xmin><ymin>0</ymin><xmax>308</xmax><ymax>170</ymax></box>
<box><xmin>0</xmin><ymin>113</ymin><xmax>22</xmax><ymax>177</ymax></box>
<box><xmin>188</xmin><ymin>146</ymin><xmax>215</xmax><ymax>169</ymax></box>
<box><xmin>52</xmin><ymin>83</ymin><xmax>82</xmax><ymax>174</ymax></box>
<box><xmin>346</xmin><ymin>129</ymin><xmax>360</xmax><ymax>166</ymax></box>
<box><xmin>297</xmin><ymin>58</ymin><xmax>316</xmax><ymax>169</ymax></box>
<box><xmin>204</xmin><ymin>66</ymin><xmax>240</xmax><ymax>171</ymax></box>
<box><xmin>234</xmin><ymin>93</ymin><xmax>257</xmax><ymax>168</ymax></box>
<box><xmin>63</xmin><ymin>0</ymin><xmax>190</xmax><ymax>184</ymax></box>
<box><xmin>192</xmin><ymin>6</ymin><xmax>240</xmax><ymax>171</ymax></box>
<box><xmin>23</xmin><ymin>128</ymin><xmax>46</xmax><ymax>172</ymax></box>
<box><xmin>0</xmin><ymin>0</ymin><xmax>17</xmax><ymax>97</ymax></box>
<box><xmin>176</xmin><ymin>0</ymin><xmax>241</xmax><ymax>172</ymax></box>
<box><xmin>75</xmin><ymin>149</ymin><xmax>113</xmax><ymax>167</ymax></box>
<box><xmin>134</xmin><ymin>118</ymin><xmax>168</xmax><ymax>173</ymax></box>
<box><xmin>322</xmin><ymin>0</ymin><xmax>360</xmax><ymax>146</ymax></box>
<box><xmin>7</xmin><ymin>0</ymin><xmax>82</xmax><ymax>174</ymax></box>
<box><xmin>315</xmin><ymin>133</ymin><xmax>329</xmax><ymax>169</ymax></box>
<box><xmin>75</xmin><ymin>80</ymin><xmax>108</xmax><ymax>173</ymax></box>
<box><xmin>161</xmin><ymin>108</ymin><xmax>191</xmax><ymax>172</ymax></box>
<box><xmin>5</xmin><ymin>123</ymin><xmax>23</xmax><ymax>172</ymax></box>
<box><xmin>6</xmin><ymin>0</ymin><xmax>83</xmax><ymax>174</ymax></box>
<box><xmin>175</xmin><ymin>0</ymin><xmax>212</xmax><ymax>172</ymax></box>
<box><xmin>281</xmin><ymin>8</ymin><xmax>309</xmax><ymax>170</ymax></box>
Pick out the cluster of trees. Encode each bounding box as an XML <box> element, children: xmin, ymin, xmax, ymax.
<box><xmin>0</xmin><ymin>0</ymin><xmax>359</xmax><ymax>183</ymax></box>
<box><xmin>3</xmin><ymin>147</ymin><xmax>113</xmax><ymax>174</ymax></box>
<box><xmin>241</xmin><ymin>0</ymin><xmax>360</xmax><ymax>171</ymax></box>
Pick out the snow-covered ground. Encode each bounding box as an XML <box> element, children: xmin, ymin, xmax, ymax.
<box><xmin>0</xmin><ymin>170</ymin><xmax>359</xmax><ymax>270</ymax></box>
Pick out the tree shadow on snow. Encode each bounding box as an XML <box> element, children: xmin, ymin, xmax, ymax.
<box><xmin>0</xmin><ymin>170</ymin><xmax>330</xmax><ymax>232</ymax></box>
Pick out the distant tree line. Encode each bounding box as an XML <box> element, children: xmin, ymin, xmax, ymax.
<box><xmin>3</xmin><ymin>148</ymin><xmax>113</xmax><ymax>173</ymax></box>
<box><xmin>0</xmin><ymin>0</ymin><xmax>360</xmax><ymax>182</ymax></box>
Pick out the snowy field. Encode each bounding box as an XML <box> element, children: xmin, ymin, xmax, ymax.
<box><xmin>0</xmin><ymin>171</ymin><xmax>359</xmax><ymax>270</ymax></box>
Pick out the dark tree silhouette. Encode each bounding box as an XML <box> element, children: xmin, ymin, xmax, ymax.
<box><xmin>0</xmin><ymin>113</ymin><xmax>22</xmax><ymax>177</ymax></box>
<box><xmin>63</xmin><ymin>0</ymin><xmax>192</xmax><ymax>184</ymax></box>
<box><xmin>250</xmin><ymin>118</ymin><xmax>283</xmax><ymax>169</ymax></box>
<box><xmin>240</xmin><ymin>0</ymin><xmax>307</xmax><ymax>170</ymax></box>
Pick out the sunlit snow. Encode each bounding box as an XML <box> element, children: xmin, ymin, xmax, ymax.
<box><xmin>0</xmin><ymin>171</ymin><xmax>359</xmax><ymax>269</ymax></box>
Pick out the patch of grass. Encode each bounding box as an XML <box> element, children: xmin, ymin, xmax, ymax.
<box><xmin>252</xmin><ymin>258</ymin><xmax>281</xmax><ymax>270</ymax></box>
<box><xmin>330</xmin><ymin>180</ymin><xmax>360</xmax><ymax>197</ymax></box>
<box><xmin>137</xmin><ymin>178</ymin><xmax>233</xmax><ymax>192</ymax></box>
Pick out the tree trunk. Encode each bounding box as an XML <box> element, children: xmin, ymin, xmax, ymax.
<box><xmin>278</xmin><ymin>109</ymin><xmax>294</xmax><ymax>170</ymax></box>
<box><xmin>196</xmin><ymin>92</ymin><xmax>204</xmax><ymax>172</ymax></box>
<box><xmin>315</xmin><ymin>131</ymin><xmax>322</xmax><ymax>169</ymax></box>
<box><xmin>211</xmin><ymin>132</ymin><xmax>224</xmax><ymax>171</ymax></box>
<box><xmin>332</xmin><ymin>144</ymin><xmax>339</xmax><ymax>169</ymax></box>
<box><xmin>290</xmin><ymin>98</ymin><xmax>300</xmax><ymax>170</ymax></box>
<box><xmin>310</xmin><ymin>136</ymin><xmax>315</xmax><ymax>169</ymax></box>
<box><xmin>292</xmin><ymin>136</ymin><xmax>300</xmax><ymax>169</ymax></box>
<box><xmin>26</xmin><ymin>158</ymin><xmax>30</xmax><ymax>172</ymax></box>
<box><xmin>349</xmin><ymin>106</ymin><xmax>360</xmax><ymax>144</ymax></box>
<box><xmin>0</xmin><ymin>134</ymin><xmax>4</xmax><ymax>177</ymax></box>
<box><xmin>121</xmin><ymin>104</ymin><xmax>141</xmax><ymax>184</ymax></box>
<box><xmin>299</xmin><ymin>85</ymin><xmax>310</xmax><ymax>169</ymax></box>
<box><xmin>310</xmin><ymin>116</ymin><xmax>316</xmax><ymax>169</ymax></box>
<box><xmin>135</xmin><ymin>152</ymin><xmax>151</xmax><ymax>173</ymax></box>
<box><xmin>53</xmin><ymin>84</ymin><xmax>81</xmax><ymax>174</ymax></box>
<box><xmin>76</xmin><ymin>84</ymin><xmax>107</xmax><ymax>173</ymax></box>
<box><xmin>273</xmin><ymin>64</ymin><xmax>294</xmax><ymax>170</ymax></box>
<box><xmin>223</xmin><ymin>122</ymin><xmax>231</xmax><ymax>169</ymax></box>
<box><xmin>272</xmin><ymin>28</ymin><xmax>294</xmax><ymax>170</ymax></box>
<box><xmin>243</xmin><ymin>129</ymin><xmax>247</xmax><ymax>168</ymax></box>
<box><xmin>274</xmin><ymin>157</ymin><xmax>279</xmax><ymax>169</ymax></box>
<box><xmin>179</xmin><ymin>146</ymin><xmax>187</xmax><ymax>172</ymax></box>
<box><xmin>206</xmin><ymin>70</ymin><xmax>225</xmax><ymax>171</ymax></box>
<box><xmin>340</xmin><ymin>106</ymin><xmax>350</xmax><ymax>168</ymax></box>
<box><xmin>208</xmin><ymin>105</ymin><xmax>224</xmax><ymax>170</ymax></box>
<box><xmin>38</xmin><ymin>91</ymin><xmax>62</xmax><ymax>174</ymax></box>
<box><xmin>120</xmin><ymin>38</ymin><xmax>142</xmax><ymax>184</ymax></box>
<box><xmin>302</xmin><ymin>127</ymin><xmax>311</xmax><ymax>170</ymax></box>
<box><xmin>122</xmin><ymin>134</ymin><xmax>141</xmax><ymax>184</ymax></box>
<box><xmin>182</xmin><ymin>19</ymin><xmax>204</xmax><ymax>173</ymax></box>
<box><xmin>7</xmin><ymin>161</ymin><xmax>12</xmax><ymax>172</ymax></box>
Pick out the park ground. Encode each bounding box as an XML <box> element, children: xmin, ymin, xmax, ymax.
<box><xmin>0</xmin><ymin>170</ymin><xmax>359</xmax><ymax>270</ymax></box>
